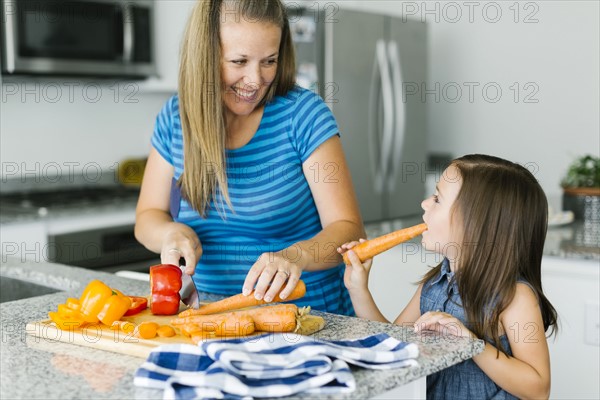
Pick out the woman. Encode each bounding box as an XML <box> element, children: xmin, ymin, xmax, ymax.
<box><xmin>135</xmin><ymin>0</ymin><xmax>364</xmax><ymax>315</ymax></box>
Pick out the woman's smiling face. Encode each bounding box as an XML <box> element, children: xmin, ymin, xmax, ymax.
<box><xmin>220</xmin><ymin>17</ymin><xmax>281</xmax><ymax>119</ymax></box>
<box><xmin>421</xmin><ymin>165</ymin><xmax>463</xmax><ymax>262</ymax></box>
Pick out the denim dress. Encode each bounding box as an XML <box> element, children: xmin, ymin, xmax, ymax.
<box><xmin>420</xmin><ymin>258</ymin><xmax>518</xmax><ymax>400</ymax></box>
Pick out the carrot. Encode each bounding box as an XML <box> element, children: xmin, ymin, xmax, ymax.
<box><xmin>156</xmin><ymin>325</ymin><xmax>176</xmax><ymax>338</ymax></box>
<box><xmin>172</xmin><ymin>304</ymin><xmax>299</xmax><ymax>335</ymax></box>
<box><xmin>179</xmin><ymin>280</ymin><xmax>306</xmax><ymax>317</ymax></box>
<box><xmin>173</xmin><ymin>312</ymin><xmax>256</xmax><ymax>337</ymax></box>
<box><xmin>244</xmin><ymin>304</ymin><xmax>299</xmax><ymax>332</ymax></box>
<box><xmin>136</xmin><ymin>321</ymin><xmax>159</xmax><ymax>339</ymax></box>
<box><xmin>342</xmin><ymin>223</ymin><xmax>428</xmax><ymax>264</ymax></box>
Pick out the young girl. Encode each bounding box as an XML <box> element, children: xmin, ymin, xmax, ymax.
<box><xmin>339</xmin><ymin>154</ymin><xmax>558</xmax><ymax>399</ymax></box>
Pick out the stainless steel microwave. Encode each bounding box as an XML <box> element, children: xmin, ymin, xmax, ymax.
<box><xmin>1</xmin><ymin>0</ymin><xmax>156</xmax><ymax>78</ymax></box>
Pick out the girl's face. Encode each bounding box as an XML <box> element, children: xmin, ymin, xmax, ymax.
<box><xmin>220</xmin><ymin>18</ymin><xmax>281</xmax><ymax>119</ymax></box>
<box><xmin>421</xmin><ymin>165</ymin><xmax>463</xmax><ymax>260</ymax></box>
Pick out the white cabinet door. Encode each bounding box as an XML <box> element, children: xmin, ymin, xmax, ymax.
<box><xmin>368</xmin><ymin>244</ymin><xmax>435</xmax><ymax>322</ymax></box>
<box><xmin>542</xmin><ymin>256</ymin><xmax>600</xmax><ymax>399</ymax></box>
<box><xmin>369</xmin><ymin>248</ymin><xmax>600</xmax><ymax>399</ymax></box>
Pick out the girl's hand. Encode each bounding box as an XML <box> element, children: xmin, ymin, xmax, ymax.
<box><xmin>243</xmin><ymin>250</ymin><xmax>304</xmax><ymax>302</ymax></box>
<box><xmin>160</xmin><ymin>223</ymin><xmax>202</xmax><ymax>275</ymax></box>
<box><xmin>414</xmin><ymin>311</ymin><xmax>475</xmax><ymax>339</ymax></box>
<box><xmin>337</xmin><ymin>239</ymin><xmax>373</xmax><ymax>293</ymax></box>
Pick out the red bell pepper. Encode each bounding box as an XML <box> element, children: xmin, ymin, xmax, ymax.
<box><xmin>149</xmin><ymin>264</ymin><xmax>182</xmax><ymax>315</ymax></box>
<box><xmin>124</xmin><ymin>296</ymin><xmax>148</xmax><ymax>316</ymax></box>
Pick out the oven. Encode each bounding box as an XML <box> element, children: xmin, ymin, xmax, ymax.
<box><xmin>47</xmin><ymin>223</ymin><xmax>157</xmax><ymax>273</ymax></box>
<box><xmin>0</xmin><ymin>185</ymin><xmax>159</xmax><ymax>273</ymax></box>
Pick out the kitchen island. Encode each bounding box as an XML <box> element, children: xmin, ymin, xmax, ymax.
<box><xmin>0</xmin><ymin>257</ymin><xmax>484</xmax><ymax>399</ymax></box>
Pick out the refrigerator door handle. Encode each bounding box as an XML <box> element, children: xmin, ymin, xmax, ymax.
<box><xmin>387</xmin><ymin>40</ymin><xmax>406</xmax><ymax>192</ymax></box>
<box><xmin>368</xmin><ymin>40</ymin><xmax>386</xmax><ymax>193</ymax></box>
<box><xmin>367</xmin><ymin>42</ymin><xmax>379</xmax><ymax>192</ymax></box>
<box><xmin>377</xmin><ymin>39</ymin><xmax>394</xmax><ymax>193</ymax></box>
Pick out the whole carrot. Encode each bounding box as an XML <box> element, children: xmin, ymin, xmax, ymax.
<box><xmin>342</xmin><ymin>223</ymin><xmax>428</xmax><ymax>264</ymax></box>
<box><xmin>172</xmin><ymin>304</ymin><xmax>299</xmax><ymax>334</ymax></box>
<box><xmin>180</xmin><ymin>280</ymin><xmax>306</xmax><ymax>317</ymax></box>
<box><xmin>246</xmin><ymin>304</ymin><xmax>299</xmax><ymax>332</ymax></box>
<box><xmin>171</xmin><ymin>311</ymin><xmax>256</xmax><ymax>336</ymax></box>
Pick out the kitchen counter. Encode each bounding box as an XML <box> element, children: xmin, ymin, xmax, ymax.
<box><xmin>545</xmin><ymin>221</ymin><xmax>599</xmax><ymax>261</ymax></box>
<box><xmin>0</xmin><ymin>257</ymin><xmax>484</xmax><ymax>399</ymax></box>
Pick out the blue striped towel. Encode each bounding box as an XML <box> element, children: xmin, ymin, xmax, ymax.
<box><xmin>134</xmin><ymin>332</ymin><xmax>418</xmax><ymax>399</ymax></box>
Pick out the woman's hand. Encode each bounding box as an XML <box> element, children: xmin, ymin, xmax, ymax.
<box><xmin>337</xmin><ymin>239</ymin><xmax>373</xmax><ymax>293</ymax></box>
<box><xmin>414</xmin><ymin>311</ymin><xmax>475</xmax><ymax>339</ymax></box>
<box><xmin>160</xmin><ymin>223</ymin><xmax>202</xmax><ymax>275</ymax></box>
<box><xmin>242</xmin><ymin>249</ymin><xmax>304</xmax><ymax>302</ymax></box>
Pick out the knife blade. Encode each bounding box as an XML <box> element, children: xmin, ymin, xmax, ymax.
<box><xmin>178</xmin><ymin>257</ymin><xmax>200</xmax><ymax>309</ymax></box>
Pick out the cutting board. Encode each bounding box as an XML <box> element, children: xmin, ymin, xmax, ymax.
<box><xmin>26</xmin><ymin>304</ymin><xmax>326</xmax><ymax>359</ymax></box>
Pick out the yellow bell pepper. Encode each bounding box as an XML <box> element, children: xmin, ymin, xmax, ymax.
<box><xmin>65</xmin><ymin>297</ymin><xmax>80</xmax><ymax>311</ymax></box>
<box><xmin>48</xmin><ymin>310</ymin><xmax>86</xmax><ymax>330</ymax></box>
<box><xmin>48</xmin><ymin>280</ymin><xmax>133</xmax><ymax>330</ymax></box>
<box><xmin>78</xmin><ymin>280</ymin><xmax>114</xmax><ymax>323</ymax></box>
<box><xmin>97</xmin><ymin>292</ymin><xmax>132</xmax><ymax>326</ymax></box>
<box><xmin>50</xmin><ymin>298</ymin><xmax>85</xmax><ymax>330</ymax></box>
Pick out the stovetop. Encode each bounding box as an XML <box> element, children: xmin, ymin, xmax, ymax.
<box><xmin>0</xmin><ymin>186</ymin><xmax>140</xmax><ymax>223</ymax></box>
<box><xmin>1</xmin><ymin>186</ymin><xmax>140</xmax><ymax>209</ymax></box>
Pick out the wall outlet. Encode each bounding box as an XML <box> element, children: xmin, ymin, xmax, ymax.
<box><xmin>584</xmin><ymin>303</ymin><xmax>600</xmax><ymax>347</ymax></box>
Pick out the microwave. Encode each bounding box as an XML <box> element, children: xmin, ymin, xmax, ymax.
<box><xmin>1</xmin><ymin>0</ymin><xmax>156</xmax><ymax>78</ymax></box>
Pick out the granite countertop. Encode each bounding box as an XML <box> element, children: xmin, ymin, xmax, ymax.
<box><xmin>544</xmin><ymin>221</ymin><xmax>599</xmax><ymax>260</ymax></box>
<box><xmin>0</xmin><ymin>257</ymin><xmax>484</xmax><ymax>400</ymax></box>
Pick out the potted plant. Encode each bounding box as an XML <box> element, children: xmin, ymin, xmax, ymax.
<box><xmin>561</xmin><ymin>155</ymin><xmax>600</xmax><ymax>222</ymax></box>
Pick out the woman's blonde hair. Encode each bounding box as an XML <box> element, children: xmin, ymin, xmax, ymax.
<box><xmin>420</xmin><ymin>154</ymin><xmax>558</xmax><ymax>355</ymax></box>
<box><xmin>178</xmin><ymin>0</ymin><xmax>296</xmax><ymax>216</ymax></box>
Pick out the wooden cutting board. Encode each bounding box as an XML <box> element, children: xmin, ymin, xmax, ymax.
<box><xmin>26</xmin><ymin>304</ymin><xmax>326</xmax><ymax>359</ymax></box>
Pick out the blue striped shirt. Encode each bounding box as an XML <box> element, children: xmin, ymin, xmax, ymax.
<box><xmin>152</xmin><ymin>86</ymin><xmax>354</xmax><ymax>315</ymax></box>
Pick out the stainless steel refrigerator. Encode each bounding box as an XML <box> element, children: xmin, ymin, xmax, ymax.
<box><xmin>289</xmin><ymin>8</ymin><xmax>428</xmax><ymax>223</ymax></box>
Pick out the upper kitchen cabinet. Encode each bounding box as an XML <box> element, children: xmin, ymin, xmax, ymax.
<box><xmin>137</xmin><ymin>1</ymin><xmax>195</xmax><ymax>93</ymax></box>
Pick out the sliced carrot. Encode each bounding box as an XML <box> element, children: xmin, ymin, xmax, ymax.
<box><xmin>156</xmin><ymin>325</ymin><xmax>176</xmax><ymax>338</ymax></box>
<box><xmin>179</xmin><ymin>280</ymin><xmax>306</xmax><ymax>317</ymax></box>
<box><xmin>136</xmin><ymin>321</ymin><xmax>159</xmax><ymax>339</ymax></box>
<box><xmin>342</xmin><ymin>223</ymin><xmax>428</xmax><ymax>264</ymax></box>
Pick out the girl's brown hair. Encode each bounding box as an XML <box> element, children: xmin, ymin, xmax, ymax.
<box><xmin>178</xmin><ymin>0</ymin><xmax>296</xmax><ymax>216</ymax></box>
<box><xmin>421</xmin><ymin>154</ymin><xmax>558</xmax><ymax>355</ymax></box>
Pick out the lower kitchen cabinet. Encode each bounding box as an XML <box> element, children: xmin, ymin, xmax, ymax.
<box><xmin>371</xmin><ymin>376</ymin><xmax>426</xmax><ymax>399</ymax></box>
<box><xmin>368</xmin><ymin>244</ymin><xmax>436</xmax><ymax>322</ymax></box>
<box><xmin>542</xmin><ymin>256</ymin><xmax>599</xmax><ymax>399</ymax></box>
<box><xmin>368</xmin><ymin>245</ymin><xmax>600</xmax><ymax>399</ymax></box>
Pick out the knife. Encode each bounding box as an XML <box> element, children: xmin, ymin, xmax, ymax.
<box><xmin>178</xmin><ymin>257</ymin><xmax>200</xmax><ymax>309</ymax></box>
